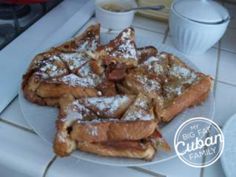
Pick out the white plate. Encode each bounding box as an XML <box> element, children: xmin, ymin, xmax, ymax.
<box><xmin>19</xmin><ymin>33</ymin><xmax>215</xmax><ymax>166</ymax></box>
<box><xmin>221</xmin><ymin>114</ymin><xmax>236</xmax><ymax>177</ymax></box>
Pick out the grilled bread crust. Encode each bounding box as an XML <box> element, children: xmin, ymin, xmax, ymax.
<box><xmin>77</xmin><ymin>141</ymin><xmax>156</xmax><ymax>161</ymax></box>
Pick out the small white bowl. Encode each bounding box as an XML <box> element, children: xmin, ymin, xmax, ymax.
<box><xmin>95</xmin><ymin>0</ymin><xmax>137</xmax><ymax>30</ymax></box>
<box><xmin>169</xmin><ymin>0</ymin><xmax>230</xmax><ymax>55</ymax></box>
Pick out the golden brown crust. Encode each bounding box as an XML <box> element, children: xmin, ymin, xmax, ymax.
<box><xmin>160</xmin><ymin>75</ymin><xmax>212</xmax><ymax>122</ymax></box>
<box><xmin>53</xmin><ymin>131</ymin><xmax>76</xmax><ymax>157</ymax></box>
<box><xmin>77</xmin><ymin>141</ymin><xmax>156</xmax><ymax>161</ymax></box>
<box><xmin>36</xmin><ymin>82</ymin><xmax>98</xmax><ymax>98</ymax></box>
<box><xmin>54</xmin><ymin>94</ymin><xmax>81</xmax><ymax>156</ymax></box>
<box><xmin>79</xmin><ymin>127</ymin><xmax>173</xmax><ymax>160</ymax></box>
<box><xmin>55</xmin><ymin>24</ymin><xmax>100</xmax><ymax>52</ymax></box>
<box><xmin>70</xmin><ymin>120</ymin><xmax>157</xmax><ymax>143</ymax></box>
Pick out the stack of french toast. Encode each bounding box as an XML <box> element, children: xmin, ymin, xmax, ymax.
<box><xmin>22</xmin><ymin>24</ymin><xmax>212</xmax><ymax>161</ymax></box>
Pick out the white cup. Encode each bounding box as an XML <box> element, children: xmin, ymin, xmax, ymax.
<box><xmin>95</xmin><ymin>0</ymin><xmax>137</xmax><ymax>30</ymax></box>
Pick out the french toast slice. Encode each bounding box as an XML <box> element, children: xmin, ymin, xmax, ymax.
<box><xmin>35</xmin><ymin>59</ymin><xmax>105</xmax><ymax>99</ymax></box>
<box><xmin>69</xmin><ymin>94</ymin><xmax>156</xmax><ymax>142</ymax></box>
<box><xmin>95</xmin><ymin>27</ymin><xmax>138</xmax><ymax>67</ymax></box>
<box><xmin>77</xmin><ymin>128</ymin><xmax>170</xmax><ymax>161</ymax></box>
<box><xmin>22</xmin><ymin>52</ymin><xmax>69</xmax><ymax>106</ymax></box>
<box><xmin>137</xmin><ymin>52</ymin><xmax>212</xmax><ymax>122</ymax></box>
<box><xmin>55</xmin><ymin>24</ymin><xmax>100</xmax><ymax>52</ymax></box>
<box><xmin>54</xmin><ymin>94</ymin><xmax>158</xmax><ymax>156</ymax></box>
<box><xmin>22</xmin><ymin>24</ymin><xmax>102</xmax><ymax>106</ymax></box>
<box><xmin>54</xmin><ymin>94</ymin><xmax>96</xmax><ymax>156</ymax></box>
<box><xmin>23</xmin><ymin>56</ymin><xmax>102</xmax><ymax>106</ymax></box>
<box><xmin>158</xmin><ymin>53</ymin><xmax>212</xmax><ymax>122</ymax></box>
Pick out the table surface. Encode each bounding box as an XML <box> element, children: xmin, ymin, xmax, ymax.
<box><xmin>0</xmin><ymin>1</ymin><xmax>236</xmax><ymax>177</ymax></box>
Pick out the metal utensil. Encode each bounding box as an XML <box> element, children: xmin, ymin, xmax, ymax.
<box><xmin>122</xmin><ymin>5</ymin><xmax>165</xmax><ymax>12</ymax></box>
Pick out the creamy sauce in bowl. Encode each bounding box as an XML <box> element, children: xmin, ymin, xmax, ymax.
<box><xmin>101</xmin><ymin>3</ymin><xmax>130</xmax><ymax>12</ymax></box>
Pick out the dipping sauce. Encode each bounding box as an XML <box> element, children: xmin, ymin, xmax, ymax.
<box><xmin>101</xmin><ymin>3</ymin><xmax>130</xmax><ymax>12</ymax></box>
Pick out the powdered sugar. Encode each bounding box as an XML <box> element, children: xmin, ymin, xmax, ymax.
<box><xmin>136</xmin><ymin>75</ymin><xmax>161</xmax><ymax>92</ymax></box>
<box><xmin>122</xmin><ymin>95</ymin><xmax>154</xmax><ymax>121</ymax></box>
<box><xmin>108</xmin><ymin>28</ymin><xmax>137</xmax><ymax>60</ymax></box>
<box><xmin>123</xmin><ymin>109</ymin><xmax>153</xmax><ymax>121</ymax></box>
<box><xmin>84</xmin><ymin>95</ymin><xmax>130</xmax><ymax>115</ymax></box>
<box><xmin>169</xmin><ymin>65</ymin><xmax>197</xmax><ymax>84</ymax></box>
<box><xmin>164</xmin><ymin>85</ymin><xmax>183</xmax><ymax>96</ymax></box>
<box><xmin>62</xmin><ymin>100</ymin><xmax>93</xmax><ymax>122</ymax></box>
<box><xmin>170</xmin><ymin>65</ymin><xmax>190</xmax><ymax>78</ymax></box>
<box><xmin>115</xmin><ymin>40</ymin><xmax>137</xmax><ymax>59</ymax></box>
<box><xmin>143</xmin><ymin>61</ymin><xmax>164</xmax><ymax>75</ymax></box>
<box><xmin>59</xmin><ymin>73</ymin><xmax>98</xmax><ymax>87</ymax></box>
<box><xmin>77</xmin><ymin>62</ymin><xmax>102</xmax><ymax>86</ymax></box>
<box><xmin>77</xmin><ymin>62</ymin><xmax>91</xmax><ymax>77</ymax></box>
<box><xmin>48</xmin><ymin>58</ymin><xmax>102</xmax><ymax>87</ymax></box>
<box><xmin>164</xmin><ymin>64</ymin><xmax>198</xmax><ymax>97</ymax></box>
<box><xmin>135</xmin><ymin>97</ymin><xmax>148</xmax><ymax>110</ymax></box>
<box><xmin>77</xmin><ymin>39</ymin><xmax>97</xmax><ymax>52</ymax></box>
<box><xmin>142</xmin><ymin>55</ymin><xmax>166</xmax><ymax>75</ymax></box>
<box><xmin>37</xmin><ymin>55</ymin><xmax>67</xmax><ymax>79</ymax></box>
<box><xmin>60</xmin><ymin>52</ymin><xmax>89</xmax><ymax>71</ymax></box>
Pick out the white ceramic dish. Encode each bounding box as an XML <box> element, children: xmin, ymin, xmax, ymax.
<box><xmin>18</xmin><ymin>33</ymin><xmax>215</xmax><ymax>166</ymax></box>
<box><xmin>221</xmin><ymin>114</ymin><xmax>236</xmax><ymax>177</ymax></box>
<box><xmin>169</xmin><ymin>0</ymin><xmax>229</xmax><ymax>55</ymax></box>
<box><xmin>95</xmin><ymin>0</ymin><xmax>137</xmax><ymax>30</ymax></box>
